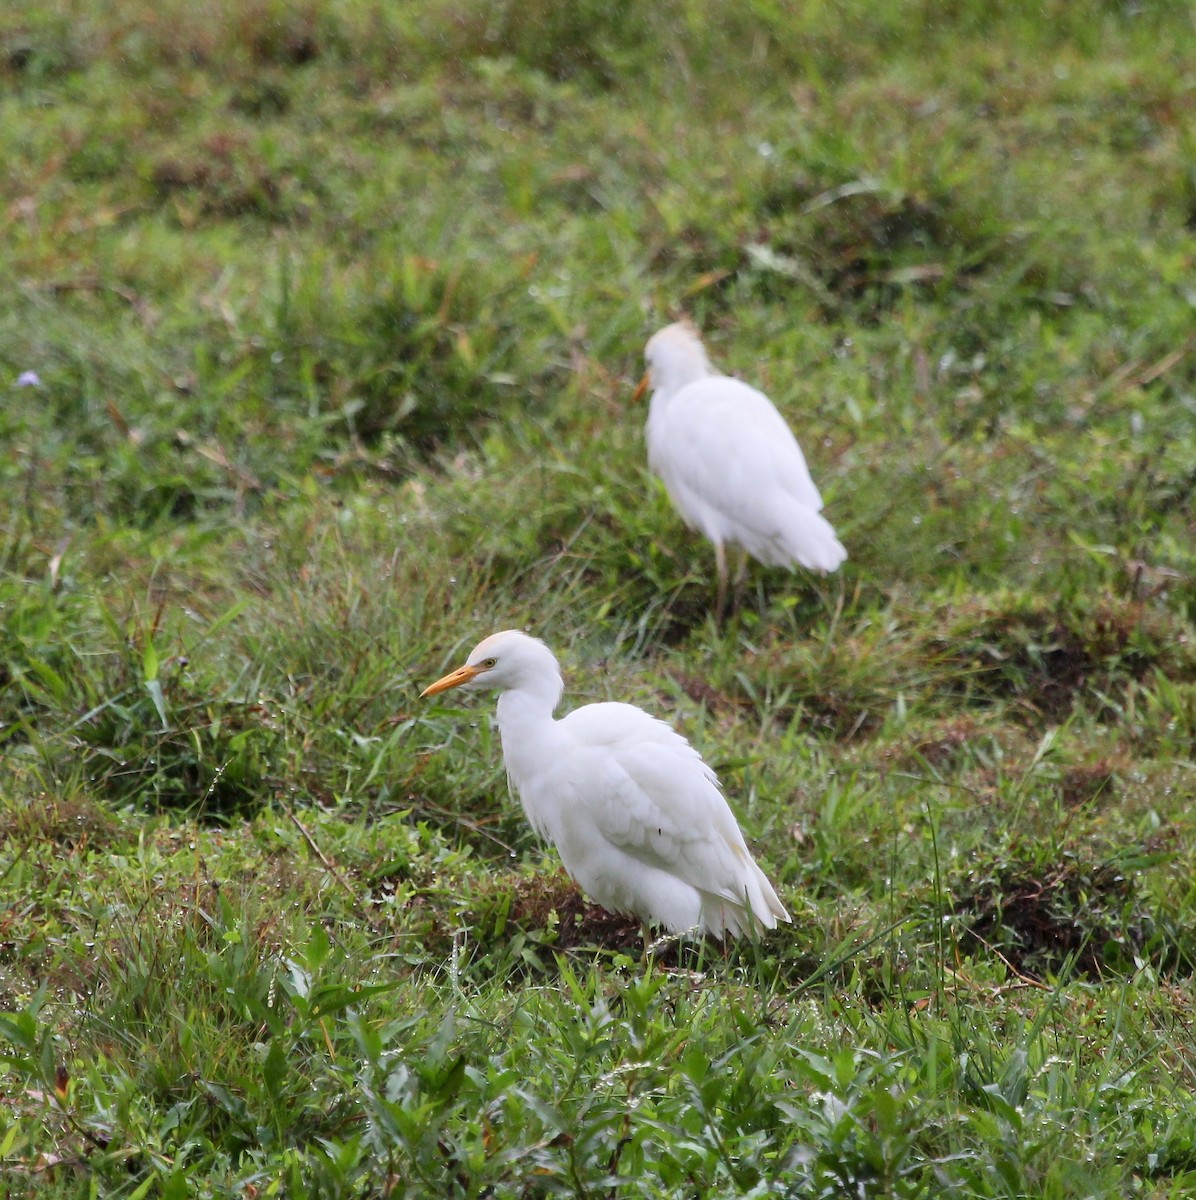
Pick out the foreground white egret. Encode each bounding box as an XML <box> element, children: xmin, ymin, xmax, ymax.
<box><xmin>634</xmin><ymin>321</ymin><xmax>847</xmax><ymax>612</ymax></box>
<box><xmin>421</xmin><ymin>630</ymin><xmax>790</xmax><ymax>939</ymax></box>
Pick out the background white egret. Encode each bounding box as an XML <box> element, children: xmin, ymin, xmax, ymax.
<box><xmin>635</xmin><ymin>320</ymin><xmax>847</xmax><ymax>612</ymax></box>
<box><xmin>421</xmin><ymin>630</ymin><xmax>790</xmax><ymax>940</ymax></box>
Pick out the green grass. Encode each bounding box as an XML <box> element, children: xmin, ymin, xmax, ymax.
<box><xmin>3</xmin><ymin>0</ymin><xmax>1196</xmax><ymax>1194</ymax></box>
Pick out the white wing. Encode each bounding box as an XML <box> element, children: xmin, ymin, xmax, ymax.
<box><xmin>650</xmin><ymin>374</ymin><xmax>825</xmax><ymax>515</ymax></box>
<box><xmin>560</xmin><ymin>702</ymin><xmax>770</xmax><ymax>909</ymax></box>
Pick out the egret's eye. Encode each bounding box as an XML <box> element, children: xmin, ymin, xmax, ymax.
<box><xmin>482</xmin><ymin>657</ymin><xmax>498</xmax><ymax>669</ymax></box>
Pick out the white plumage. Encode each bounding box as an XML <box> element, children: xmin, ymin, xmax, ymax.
<box><xmin>421</xmin><ymin>630</ymin><xmax>789</xmax><ymax>939</ymax></box>
<box><xmin>636</xmin><ymin>321</ymin><xmax>846</xmax><ymax>610</ymax></box>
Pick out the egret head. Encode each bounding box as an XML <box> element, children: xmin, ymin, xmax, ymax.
<box><xmin>421</xmin><ymin>630</ymin><xmax>562</xmax><ymax>701</ymax></box>
<box><xmin>634</xmin><ymin>320</ymin><xmax>712</xmax><ymax>401</ymax></box>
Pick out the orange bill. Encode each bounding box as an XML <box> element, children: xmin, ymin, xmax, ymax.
<box><xmin>631</xmin><ymin>372</ymin><xmax>650</xmax><ymax>403</ymax></box>
<box><xmin>420</xmin><ymin>663</ymin><xmax>482</xmax><ymax>698</ymax></box>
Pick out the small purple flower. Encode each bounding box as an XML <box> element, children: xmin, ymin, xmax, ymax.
<box><xmin>16</xmin><ymin>371</ymin><xmax>41</xmax><ymax>387</ymax></box>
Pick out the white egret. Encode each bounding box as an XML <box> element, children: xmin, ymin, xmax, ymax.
<box><xmin>634</xmin><ymin>321</ymin><xmax>847</xmax><ymax>612</ymax></box>
<box><xmin>421</xmin><ymin>630</ymin><xmax>789</xmax><ymax>939</ymax></box>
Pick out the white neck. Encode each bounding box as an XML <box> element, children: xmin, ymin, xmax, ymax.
<box><xmin>652</xmin><ymin>358</ymin><xmax>713</xmax><ymax>402</ymax></box>
<box><xmin>495</xmin><ymin>681</ymin><xmax>564</xmax><ymax>798</ymax></box>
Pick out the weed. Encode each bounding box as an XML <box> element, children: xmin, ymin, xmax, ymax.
<box><xmin>953</xmin><ymin>848</ymin><xmax>1170</xmax><ymax>980</ymax></box>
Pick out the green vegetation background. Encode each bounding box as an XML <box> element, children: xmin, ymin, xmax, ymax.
<box><xmin>1</xmin><ymin>0</ymin><xmax>1195</xmax><ymax>1195</ymax></box>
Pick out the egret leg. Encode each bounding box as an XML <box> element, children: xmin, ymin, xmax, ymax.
<box><xmin>714</xmin><ymin>540</ymin><xmax>728</xmax><ymax>618</ymax></box>
<box><xmin>732</xmin><ymin>547</ymin><xmax>750</xmax><ymax>611</ymax></box>
<box><xmin>643</xmin><ymin>927</ymin><xmax>681</xmax><ymax>963</ymax></box>
<box><xmin>641</xmin><ymin>922</ymin><xmax>666</xmax><ymax>965</ymax></box>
